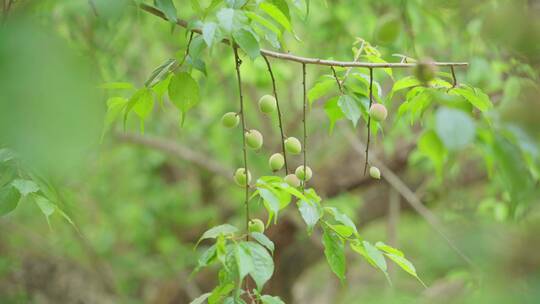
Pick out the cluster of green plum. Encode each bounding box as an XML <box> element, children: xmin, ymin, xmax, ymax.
<box><xmin>221</xmin><ymin>95</ymin><xmax>313</xmax><ymax>189</ymax></box>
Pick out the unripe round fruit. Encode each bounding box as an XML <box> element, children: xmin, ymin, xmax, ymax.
<box><xmin>245</xmin><ymin>129</ymin><xmax>263</xmax><ymax>150</ymax></box>
<box><xmin>269</xmin><ymin>153</ymin><xmax>285</xmax><ymax>171</ymax></box>
<box><xmin>248</xmin><ymin>219</ymin><xmax>265</xmax><ymax>233</ymax></box>
<box><xmin>414</xmin><ymin>58</ymin><xmax>437</xmax><ymax>83</ymax></box>
<box><xmin>295</xmin><ymin>165</ymin><xmax>313</xmax><ymax>181</ymax></box>
<box><xmin>369</xmin><ymin>103</ymin><xmax>388</xmax><ymax>122</ymax></box>
<box><xmin>258</xmin><ymin>95</ymin><xmax>277</xmax><ymax>114</ymax></box>
<box><xmin>284</xmin><ymin>174</ymin><xmax>301</xmax><ymax>187</ymax></box>
<box><xmin>221</xmin><ymin>112</ymin><xmax>239</xmax><ymax>128</ymax></box>
<box><xmin>234</xmin><ymin>168</ymin><xmax>251</xmax><ymax>186</ymax></box>
<box><xmin>369</xmin><ymin>166</ymin><xmax>381</xmax><ymax>180</ymax></box>
<box><xmin>284</xmin><ymin>137</ymin><xmax>302</xmax><ymax>155</ymax></box>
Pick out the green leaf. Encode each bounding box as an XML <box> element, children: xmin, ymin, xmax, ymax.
<box><xmin>34</xmin><ymin>195</ymin><xmax>55</xmax><ymax>227</ymax></box>
<box><xmin>11</xmin><ymin>179</ymin><xmax>39</xmax><ymax>196</ymax></box>
<box><xmin>202</xmin><ymin>22</ymin><xmax>219</xmax><ymax>47</ymax></box>
<box><xmin>168</xmin><ymin>72</ymin><xmax>200</xmax><ymax>126</ymax></box>
<box><xmin>375</xmin><ymin>242</ymin><xmax>404</xmax><ymax>257</ymax></box>
<box><xmin>308</xmin><ymin>77</ymin><xmax>335</xmax><ymax>106</ymax></box>
<box><xmin>245</xmin><ymin>12</ymin><xmax>282</xmax><ymax>36</ymax></box>
<box><xmin>154</xmin><ymin>0</ymin><xmax>178</xmax><ymax>22</ymax></box>
<box><xmin>194</xmin><ymin>244</ymin><xmax>217</xmax><ymax>273</ymax></box>
<box><xmin>391</xmin><ymin>76</ymin><xmax>421</xmax><ymax>94</ymax></box>
<box><xmin>196</xmin><ymin>224</ymin><xmax>238</xmax><ymax>247</ymax></box>
<box><xmin>102</xmin><ymin>97</ymin><xmax>127</xmax><ymax>140</ymax></box>
<box><xmin>450</xmin><ymin>86</ymin><xmax>492</xmax><ymax>112</ymax></box>
<box><xmin>208</xmin><ymin>283</ymin><xmax>235</xmax><ymax>304</ymax></box>
<box><xmin>133</xmin><ymin>88</ymin><xmax>154</xmax><ymax>120</ymax></box>
<box><xmin>190</xmin><ymin>293</ymin><xmax>211</xmax><ymax>304</ymax></box>
<box><xmin>338</xmin><ymin>94</ymin><xmax>361</xmax><ymax>127</ymax></box>
<box><xmin>245</xmin><ymin>242</ymin><xmax>274</xmax><ymax>290</ymax></box>
<box><xmin>144</xmin><ymin>58</ymin><xmax>176</xmax><ymax>87</ymax></box>
<box><xmin>235</xmin><ymin>243</ymin><xmax>254</xmax><ymax>281</ymax></box>
<box><xmin>328</xmin><ymin>224</ymin><xmax>354</xmax><ymax>238</ymax></box>
<box><xmin>298</xmin><ymin>199</ymin><xmax>322</xmax><ymax>234</ymax></box>
<box><xmin>250</xmin><ymin>232</ymin><xmax>274</xmax><ymax>254</ymax></box>
<box><xmin>324</xmin><ymin>96</ymin><xmax>344</xmax><ymax>134</ymax></box>
<box><xmin>435</xmin><ymin>107</ymin><xmax>476</xmax><ymax>150</ymax></box>
<box><xmin>324</xmin><ymin>207</ymin><xmax>358</xmax><ymax>235</ymax></box>
<box><xmin>233</xmin><ymin>29</ymin><xmax>260</xmax><ymax>60</ymax></box>
<box><xmin>418</xmin><ymin>130</ymin><xmax>447</xmax><ymax>176</ymax></box>
<box><xmin>322</xmin><ymin>225</ymin><xmax>346</xmax><ymax>282</ymax></box>
<box><xmin>363</xmin><ymin>241</ymin><xmax>387</xmax><ymax>272</ymax></box>
<box><xmin>0</xmin><ymin>185</ymin><xmax>20</xmax><ymax>216</ymax></box>
<box><xmin>260</xmin><ymin>295</ymin><xmax>285</xmax><ymax>304</ymax></box>
<box><xmin>260</xmin><ymin>2</ymin><xmax>292</xmax><ymax>33</ymax></box>
<box><xmin>385</xmin><ymin>253</ymin><xmax>425</xmax><ymax>287</ymax></box>
<box><xmin>217</xmin><ymin>8</ymin><xmax>247</xmax><ymax>35</ymax></box>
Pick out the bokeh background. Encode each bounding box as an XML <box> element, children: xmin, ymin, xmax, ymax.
<box><xmin>0</xmin><ymin>0</ymin><xmax>539</xmax><ymax>303</ymax></box>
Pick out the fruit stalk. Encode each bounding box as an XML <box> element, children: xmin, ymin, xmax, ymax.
<box><xmin>262</xmin><ymin>54</ymin><xmax>289</xmax><ymax>174</ymax></box>
<box><xmin>232</xmin><ymin>46</ymin><xmax>250</xmax><ymax>241</ymax></box>
<box><xmin>364</xmin><ymin>68</ymin><xmax>374</xmax><ymax>175</ymax></box>
<box><xmin>302</xmin><ymin>63</ymin><xmax>308</xmax><ymax>193</ymax></box>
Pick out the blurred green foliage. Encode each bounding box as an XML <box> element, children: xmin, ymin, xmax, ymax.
<box><xmin>0</xmin><ymin>0</ymin><xmax>539</xmax><ymax>303</ymax></box>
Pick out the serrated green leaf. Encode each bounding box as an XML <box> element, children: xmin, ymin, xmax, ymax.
<box><xmin>202</xmin><ymin>22</ymin><xmax>219</xmax><ymax>47</ymax></box>
<box><xmin>391</xmin><ymin>76</ymin><xmax>421</xmax><ymax>93</ymax></box>
<box><xmin>298</xmin><ymin>199</ymin><xmax>322</xmax><ymax>233</ymax></box>
<box><xmin>245</xmin><ymin>242</ymin><xmax>274</xmax><ymax>290</ymax></box>
<box><xmin>217</xmin><ymin>8</ymin><xmax>247</xmax><ymax>35</ymax></box>
<box><xmin>250</xmin><ymin>232</ymin><xmax>274</xmax><ymax>253</ymax></box>
<box><xmin>324</xmin><ymin>96</ymin><xmax>344</xmax><ymax>134</ymax></box>
<box><xmin>260</xmin><ymin>2</ymin><xmax>292</xmax><ymax>33</ymax></box>
<box><xmin>322</xmin><ymin>225</ymin><xmax>346</xmax><ymax>282</ymax></box>
<box><xmin>338</xmin><ymin>94</ymin><xmax>360</xmax><ymax>127</ymax></box>
<box><xmin>324</xmin><ymin>207</ymin><xmax>358</xmax><ymax>235</ymax></box>
<box><xmin>451</xmin><ymin>86</ymin><xmax>492</xmax><ymax>112</ymax></box>
<box><xmin>168</xmin><ymin>72</ymin><xmax>200</xmax><ymax>126</ymax></box>
<box><xmin>235</xmin><ymin>243</ymin><xmax>254</xmax><ymax>281</ymax></box>
<box><xmin>308</xmin><ymin>78</ymin><xmax>335</xmax><ymax>106</ymax></box>
<box><xmin>233</xmin><ymin>29</ymin><xmax>260</xmax><ymax>60</ymax></box>
<box><xmin>196</xmin><ymin>224</ymin><xmax>238</xmax><ymax>247</ymax></box>
<box><xmin>375</xmin><ymin>242</ymin><xmax>404</xmax><ymax>257</ymax></box>
<box><xmin>245</xmin><ymin>12</ymin><xmax>281</xmax><ymax>36</ymax></box>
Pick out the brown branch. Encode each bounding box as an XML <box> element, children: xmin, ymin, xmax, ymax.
<box><xmin>330</xmin><ymin>66</ymin><xmax>344</xmax><ymax>94</ymax></box>
<box><xmin>115</xmin><ymin>132</ymin><xmax>232</xmax><ymax>179</ymax></box>
<box><xmin>232</xmin><ymin>46</ymin><xmax>251</xmax><ymax>240</ymax></box>
<box><xmin>302</xmin><ymin>63</ymin><xmax>307</xmax><ymax>192</ymax></box>
<box><xmin>343</xmin><ymin>129</ymin><xmax>477</xmax><ymax>269</ymax></box>
<box><xmin>364</xmin><ymin>68</ymin><xmax>374</xmax><ymax>175</ymax></box>
<box><xmin>262</xmin><ymin>54</ymin><xmax>289</xmax><ymax>174</ymax></box>
<box><xmin>137</xmin><ymin>3</ymin><xmax>468</xmax><ymax>69</ymax></box>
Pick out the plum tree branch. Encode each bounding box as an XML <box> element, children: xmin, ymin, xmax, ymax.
<box><xmin>262</xmin><ymin>54</ymin><xmax>289</xmax><ymax>174</ymax></box>
<box><xmin>342</xmin><ymin>129</ymin><xmax>477</xmax><ymax>269</ymax></box>
<box><xmin>137</xmin><ymin>3</ymin><xmax>468</xmax><ymax>69</ymax></box>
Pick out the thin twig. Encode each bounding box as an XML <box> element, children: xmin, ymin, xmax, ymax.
<box><xmin>262</xmin><ymin>54</ymin><xmax>289</xmax><ymax>174</ymax></box>
<box><xmin>232</xmin><ymin>46</ymin><xmax>250</xmax><ymax>241</ymax></box>
<box><xmin>175</xmin><ymin>31</ymin><xmax>195</xmax><ymax>70</ymax></box>
<box><xmin>450</xmin><ymin>65</ymin><xmax>458</xmax><ymax>88</ymax></box>
<box><xmin>364</xmin><ymin>68</ymin><xmax>374</xmax><ymax>175</ymax></box>
<box><xmin>137</xmin><ymin>3</ymin><xmax>469</xmax><ymax>69</ymax></box>
<box><xmin>330</xmin><ymin>66</ymin><xmax>344</xmax><ymax>94</ymax></box>
<box><xmin>343</xmin><ymin>129</ymin><xmax>478</xmax><ymax>270</ymax></box>
<box><xmin>302</xmin><ymin>63</ymin><xmax>307</xmax><ymax>193</ymax></box>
